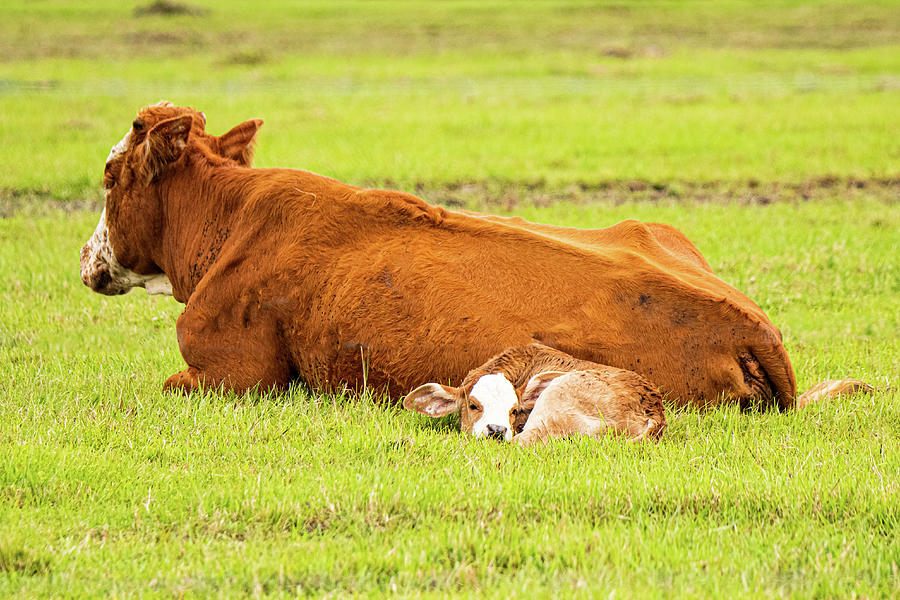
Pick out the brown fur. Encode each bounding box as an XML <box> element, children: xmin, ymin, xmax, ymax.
<box><xmin>129</xmin><ymin>101</ymin><xmax>261</xmax><ymax>167</ymax></box>
<box><xmin>459</xmin><ymin>212</ymin><xmax>714</xmax><ymax>273</ymax></box>
<box><xmin>84</xmin><ymin>102</ymin><xmax>855</xmax><ymax>409</ymax></box>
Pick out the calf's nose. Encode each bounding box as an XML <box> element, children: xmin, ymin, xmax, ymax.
<box><xmin>486</xmin><ymin>424</ymin><xmax>508</xmax><ymax>441</ymax></box>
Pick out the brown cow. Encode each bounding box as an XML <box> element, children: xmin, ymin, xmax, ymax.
<box><xmin>79</xmin><ymin>102</ymin><xmax>866</xmax><ymax>409</ymax></box>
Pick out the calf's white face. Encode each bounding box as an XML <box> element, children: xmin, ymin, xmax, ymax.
<box><xmin>404</xmin><ymin>372</ymin><xmax>519</xmax><ymax>442</ymax></box>
<box><xmin>467</xmin><ymin>374</ymin><xmax>517</xmax><ymax>441</ymax></box>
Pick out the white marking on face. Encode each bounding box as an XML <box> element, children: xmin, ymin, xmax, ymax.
<box><xmin>470</xmin><ymin>373</ymin><xmax>517</xmax><ymax>441</ymax></box>
<box><xmin>81</xmin><ymin>127</ymin><xmax>174</xmax><ymax>296</ymax></box>
<box><xmin>79</xmin><ymin>207</ymin><xmax>173</xmax><ymax>296</ymax></box>
<box><xmin>106</xmin><ymin>130</ymin><xmax>132</xmax><ymax>163</ymax></box>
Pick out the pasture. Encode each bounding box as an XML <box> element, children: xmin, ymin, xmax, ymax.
<box><xmin>1</xmin><ymin>1</ymin><xmax>899</xmax><ymax>597</ymax></box>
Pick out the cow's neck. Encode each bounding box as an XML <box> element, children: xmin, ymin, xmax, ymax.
<box><xmin>156</xmin><ymin>165</ymin><xmax>248</xmax><ymax>302</ymax></box>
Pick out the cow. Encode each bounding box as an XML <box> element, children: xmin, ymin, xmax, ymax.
<box><xmin>80</xmin><ymin>102</ymin><xmax>868</xmax><ymax>409</ymax></box>
<box><xmin>403</xmin><ymin>343</ymin><xmax>668</xmax><ymax>445</ymax></box>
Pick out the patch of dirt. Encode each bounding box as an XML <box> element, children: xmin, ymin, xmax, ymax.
<box><xmin>0</xmin><ymin>188</ymin><xmax>103</xmax><ymax>218</ymax></box>
<box><xmin>133</xmin><ymin>0</ymin><xmax>209</xmax><ymax>17</ymax></box>
<box><xmin>220</xmin><ymin>49</ymin><xmax>269</xmax><ymax>66</ymax></box>
<box><xmin>600</xmin><ymin>46</ymin><xmax>634</xmax><ymax>59</ymax></box>
<box><xmin>2</xmin><ymin>178</ymin><xmax>897</xmax><ymax>219</ymax></box>
<box><xmin>414</xmin><ymin>177</ymin><xmax>900</xmax><ymax>211</ymax></box>
<box><xmin>124</xmin><ymin>31</ymin><xmax>200</xmax><ymax>48</ymax></box>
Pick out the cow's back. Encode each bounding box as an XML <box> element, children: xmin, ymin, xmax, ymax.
<box><xmin>263</xmin><ymin>191</ymin><xmax>795</xmax><ymax>407</ymax></box>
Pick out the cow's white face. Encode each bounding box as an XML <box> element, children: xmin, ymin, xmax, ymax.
<box><xmin>467</xmin><ymin>373</ymin><xmax>517</xmax><ymax>441</ymax></box>
<box><xmin>80</xmin><ymin>103</ymin><xmax>261</xmax><ymax>300</ymax></box>
<box><xmin>80</xmin><ymin>207</ymin><xmax>173</xmax><ymax>296</ymax></box>
<box><xmin>79</xmin><ymin>130</ymin><xmax>173</xmax><ymax>296</ymax></box>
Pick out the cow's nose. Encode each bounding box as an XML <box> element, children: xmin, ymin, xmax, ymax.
<box><xmin>486</xmin><ymin>424</ymin><xmax>508</xmax><ymax>440</ymax></box>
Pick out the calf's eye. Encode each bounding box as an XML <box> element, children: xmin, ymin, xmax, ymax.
<box><xmin>468</xmin><ymin>403</ymin><xmax>478</xmax><ymax>411</ymax></box>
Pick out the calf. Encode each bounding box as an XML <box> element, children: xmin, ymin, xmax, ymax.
<box><xmin>404</xmin><ymin>343</ymin><xmax>666</xmax><ymax>444</ymax></box>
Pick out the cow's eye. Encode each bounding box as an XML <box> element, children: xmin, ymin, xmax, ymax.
<box><xmin>468</xmin><ymin>403</ymin><xmax>478</xmax><ymax>412</ymax></box>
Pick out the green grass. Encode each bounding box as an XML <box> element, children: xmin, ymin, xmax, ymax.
<box><xmin>1</xmin><ymin>0</ymin><xmax>898</xmax><ymax>196</ymax></box>
<box><xmin>2</xmin><ymin>0</ymin><xmax>900</xmax><ymax>597</ymax></box>
<box><xmin>2</xmin><ymin>198</ymin><xmax>898</xmax><ymax>598</ymax></box>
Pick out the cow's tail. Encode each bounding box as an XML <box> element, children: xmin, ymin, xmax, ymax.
<box><xmin>747</xmin><ymin>331</ymin><xmax>798</xmax><ymax>411</ymax></box>
<box><xmin>751</xmin><ymin>334</ymin><xmax>874</xmax><ymax>410</ymax></box>
<box><xmin>795</xmin><ymin>379</ymin><xmax>875</xmax><ymax>409</ymax></box>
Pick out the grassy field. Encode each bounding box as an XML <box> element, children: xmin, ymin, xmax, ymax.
<box><xmin>2</xmin><ymin>1</ymin><xmax>899</xmax><ymax>598</ymax></box>
<box><xmin>2</xmin><ymin>0</ymin><xmax>899</xmax><ymax>195</ymax></box>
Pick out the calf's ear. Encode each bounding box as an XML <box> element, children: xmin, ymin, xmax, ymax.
<box><xmin>520</xmin><ymin>371</ymin><xmax>568</xmax><ymax>408</ymax></box>
<box><xmin>403</xmin><ymin>383</ymin><xmax>459</xmax><ymax>417</ymax></box>
<box><xmin>142</xmin><ymin>115</ymin><xmax>193</xmax><ymax>183</ymax></box>
<box><xmin>217</xmin><ymin>119</ymin><xmax>264</xmax><ymax>166</ymax></box>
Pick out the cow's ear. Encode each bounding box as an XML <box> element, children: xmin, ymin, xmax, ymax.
<box><xmin>142</xmin><ymin>115</ymin><xmax>193</xmax><ymax>183</ymax></box>
<box><xmin>519</xmin><ymin>371</ymin><xmax>567</xmax><ymax>408</ymax></box>
<box><xmin>403</xmin><ymin>383</ymin><xmax>459</xmax><ymax>417</ymax></box>
<box><xmin>217</xmin><ymin>119</ymin><xmax>263</xmax><ymax>166</ymax></box>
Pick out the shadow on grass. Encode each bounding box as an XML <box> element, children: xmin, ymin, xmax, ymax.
<box><xmin>0</xmin><ymin>542</ymin><xmax>51</xmax><ymax>576</ymax></box>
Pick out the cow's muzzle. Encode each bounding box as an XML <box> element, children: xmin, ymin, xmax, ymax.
<box><xmin>80</xmin><ymin>208</ymin><xmax>136</xmax><ymax>296</ymax></box>
<box><xmin>80</xmin><ymin>209</ymin><xmax>174</xmax><ymax>297</ymax></box>
<box><xmin>80</xmin><ymin>240</ymin><xmax>130</xmax><ymax>295</ymax></box>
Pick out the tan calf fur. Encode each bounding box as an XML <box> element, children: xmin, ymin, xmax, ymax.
<box><xmin>514</xmin><ymin>368</ymin><xmax>667</xmax><ymax>446</ymax></box>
